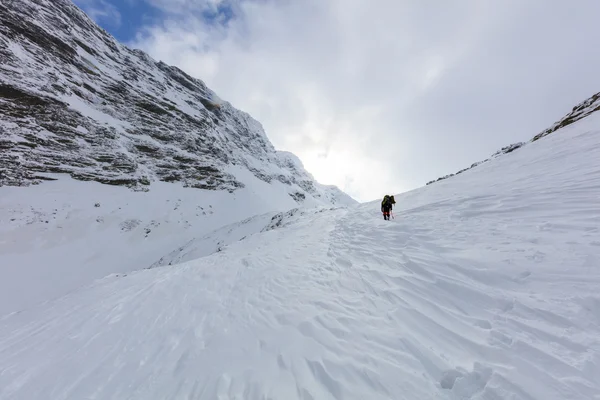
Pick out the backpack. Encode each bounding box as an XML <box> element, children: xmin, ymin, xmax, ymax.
<box><xmin>382</xmin><ymin>195</ymin><xmax>395</xmax><ymax>208</ymax></box>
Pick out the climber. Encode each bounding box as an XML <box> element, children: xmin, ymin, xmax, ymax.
<box><xmin>381</xmin><ymin>195</ymin><xmax>396</xmax><ymax>220</ymax></box>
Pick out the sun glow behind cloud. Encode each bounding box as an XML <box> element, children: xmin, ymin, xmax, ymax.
<box><xmin>76</xmin><ymin>0</ymin><xmax>600</xmax><ymax>202</ymax></box>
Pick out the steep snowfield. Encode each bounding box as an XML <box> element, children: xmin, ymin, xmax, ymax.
<box><xmin>0</xmin><ymin>166</ymin><xmax>348</xmax><ymax>316</ymax></box>
<box><xmin>1</xmin><ymin>115</ymin><xmax>599</xmax><ymax>399</ymax></box>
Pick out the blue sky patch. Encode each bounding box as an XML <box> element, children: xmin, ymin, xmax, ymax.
<box><xmin>73</xmin><ymin>0</ymin><xmax>160</xmax><ymax>42</ymax></box>
<box><xmin>73</xmin><ymin>0</ymin><xmax>237</xmax><ymax>43</ymax></box>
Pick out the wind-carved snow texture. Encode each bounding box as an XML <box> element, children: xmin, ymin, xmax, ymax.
<box><xmin>1</xmin><ymin>102</ymin><xmax>599</xmax><ymax>399</ymax></box>
<box><xmin>0</xmin><ymin>0</ymin><xmax>353</xmax><ymax>207</ymax></box>
<box><xmin>149</xmin><ymin>207</ymin><xmax>336</xmax><ymax>268</ymax></box>
<box><xmin>0</xmin><ymin>173</ymin><xmax>349</xmax><ymax>316</ymax></box>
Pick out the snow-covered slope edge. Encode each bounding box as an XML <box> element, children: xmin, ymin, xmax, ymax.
<box><xmin>1</xmin><ymin>90</ymin><xmax>598</xmax><ymax>399</ymax></box>
<box><xmin>149</xmin><ymin>207</ymin><xmax>334</xmax><ymax>269</ymax></box>
<box><xmin>0</xmin><ymin>170</ymin><xmax>346</xmax><ymax>317</ymax></box>
<box><xmin>0</xmin><ymin>0</ymin><xmax>353</xmax><ymax>206</ymax></box>
<box><xmin>426</xmin><ymin>90</ymin><xmax>600</xmax><ymax>185</ymax></box>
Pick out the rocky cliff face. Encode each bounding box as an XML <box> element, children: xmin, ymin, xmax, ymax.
<box><xmin>0</xmin><ymin>0</ymin><xmax>354</xmax><ymax>205</ymax></box>
<box><xmin>426</xmin><ymin>91</ymin><xmax>600</xmax><ymax>186</ymax></box>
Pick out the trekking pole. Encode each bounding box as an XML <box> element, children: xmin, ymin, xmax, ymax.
<box><xmin>391</xmin><ymin>211</ymin><xmax>395</xmax><ymax>220</ymax></box>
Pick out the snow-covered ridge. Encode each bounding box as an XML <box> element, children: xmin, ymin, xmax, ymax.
<box><xmin>0</xmin><ymin>0</ymin><xmax>353</xmax><ymax>205</ymax></box>
<box><xmin>426</xmin><ymin>90</ymin><xmax>600</xmax><ymax>185</ymax></box>
<box><xmin>533</xmin><ymin>91</ymin><xmax>600</xmax><ymax>141</ymax></box>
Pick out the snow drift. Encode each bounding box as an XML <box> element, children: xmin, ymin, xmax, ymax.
<box><xmin>1</xmin><ymin>97</ymin><xmax>599</xmax><ymax>400</ymax></box>
<box><xmin>0</xmin><ymin>174</ymin><xmax>346</xmax><ymax>316</ymax></box>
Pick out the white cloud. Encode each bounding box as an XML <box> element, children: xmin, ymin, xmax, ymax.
<box><xmin>131</xmin><ymin>0</ymin><xmax>600</xmax><ymax>202</ymax></box>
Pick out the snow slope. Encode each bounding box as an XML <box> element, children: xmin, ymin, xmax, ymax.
<box><xmin>1</xmin><ymin>107</ymin><xmax>599</xmax><ymax>399</ymax></box>
<box><xmin>0</xmin><ymin>170</ymin><xmax>346</xmax><ymax>316</ymax></box>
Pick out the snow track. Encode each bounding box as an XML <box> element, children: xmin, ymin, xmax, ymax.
<box><xmin>1</xmin><ymin>116</ymin><xmax>600</xmax><ymax>399</ymax></box>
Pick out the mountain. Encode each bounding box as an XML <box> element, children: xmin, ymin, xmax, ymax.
<box><xmin>426</xmin><ymin>90</ymin><xmax>600</xmax><ymax>186</ymax></box>
<box><xmin>0</xmin><ymin>0</ymin><xmax>356</xmax><ymax>315</ymax></box>
<box><xmin>1</xmin><ymin>89</ymin><xmax>599</xmax><ymax>400</ymax></box>
<box><xmin>0</xmin><ymin>0</ymin><xmax>354</xmax><ymax>206</ymax></box>
<box><xmin>2</xmin><ymin>1</ymin><xmax>599</xmax><ymax>398</ymax></box>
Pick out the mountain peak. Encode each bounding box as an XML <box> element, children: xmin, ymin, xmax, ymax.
<box><xmin>0</xmin><ymin>0</ymin><xmax>354</xmax><ymax>205</ymax></box>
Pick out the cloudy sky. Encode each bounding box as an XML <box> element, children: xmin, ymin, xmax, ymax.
<box><xmin>74</xmin><ymin>0</ymin><xmax>600</xmax><ymax>202</ymax></box>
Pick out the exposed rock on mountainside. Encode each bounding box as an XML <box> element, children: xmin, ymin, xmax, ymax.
<box><xmin>0</xmin><ymin>0</ymin><xmax>353</xmax><ymax>205</ymax></box>
<box><xmin>532</xmin><ymin>91</ymin><xmax>600</xmax><ymax>141</ymax></box>
<box><xmin>426</xmin><ymin>91</ymin><xmax>600</xmax><ymax>186</ymax></box>
<box><xmin>426</xmin><ymin>142</ymin><xmax>525</xmax><ymax>186</ymax></box>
